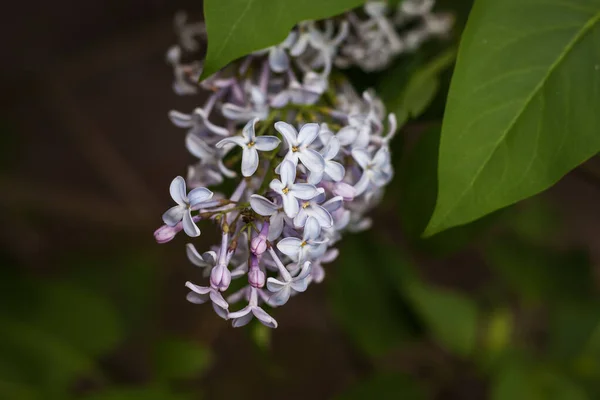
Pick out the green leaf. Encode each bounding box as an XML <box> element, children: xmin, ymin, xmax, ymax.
<box><xmin>404</xmin><ymin>282</ymin><xmax>478</xmax><ymax>356</ymax></box>
<box><xmin>335</xmin><ymin>373</ymin><xmax>427</xmax><ymax>400</ymax></box>
<box><xmin>425</xmin><ymin>0</ymin><xmax>600</xmax><ymax>236</ymax></box>
<box><xmin>202</xmin><ymin>0</ymin><xmax>365</xmax><ymax>78</ymax></box>
<box><xmin>153</xmin><ymin>337</ymin><xmax>212</xmax><ymax>381</ymax></box>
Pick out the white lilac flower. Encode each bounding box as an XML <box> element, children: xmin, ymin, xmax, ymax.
<box><xmin>266</xmin><ymin>249</ymin><xmax>312</xmax><ymax>306</ymax></box>
<box><xmin>277</xmin><ymin>217</ymin><xmax>326</xmax><ymax>262</ymax></box>
<box><xmin>352</xmin><ymin>146</ymin><xmax>393</xmax><ymax>196</ymax></box>
<box><xmin>308</xmin><ymin>136</ymin><xmax>345</xmax><ymax>184</ymax></box>
<box><xmin>275</xmin><ymin>122</ymin><xmax>325</xmax><ymax>174</ymax></box>
<box><xmin>228</xmin><ymin>287</ymin><xmax>278</xmax><ymax>328</ymax></box>
<box><xmin>294</xmin><ymin>192</ymin><xmax>343</xmax><ymax>229</ymax></box>
<box><xmin>216</xmin><ymin>118</ymin><xmax>281</xmax><ymax>177</ymax></box>
<box><xmin>162</xmin><ymin>176</ymin><xmax>213</xmax><ymax>237</ymax></box>
<box><xmin>269</xmin><ymin>160</ymin><xmax>321</xmax><ymax>218</ymax></box>
<box><xmin>250</xmin><ymin>195</ymin><xmax>287</xmax><ymax>241</ymax></box>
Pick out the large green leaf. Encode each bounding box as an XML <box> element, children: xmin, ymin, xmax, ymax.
<box><xmin>425</xmin><ymin>0</ymin><xmax>600</xmax><ymax>235</ymax></box>
<box><xmin>201</xmin><ymin>0</ymin><xmax>365</xmax><ymax>78</ymax></box>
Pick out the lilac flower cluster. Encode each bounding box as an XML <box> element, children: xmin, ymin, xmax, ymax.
<box><xmin>156</xmin><ymin>1</ymin><xmax>451</xmax><ymax>328</ymax></box>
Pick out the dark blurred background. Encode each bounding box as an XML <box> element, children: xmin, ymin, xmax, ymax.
<box><xmin>2</xmin><ymin>1</ymin><xmax>600</xmax><ymax>399</ymax></box>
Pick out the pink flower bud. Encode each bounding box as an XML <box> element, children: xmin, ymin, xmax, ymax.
<box><xmin>154</xmin><ymin>224</ymin><xmax>180</xmax><ymax>243</ymax></box>
<box><xmin>250</xmin><ymin>222</ymin><xmax>269</xmax><ymax>255</ymax></box>
<box><xmin>248</xmin><ymin>254</ymin><xmax>265</xmax><ymax>288</ymax></box>
<box><xmin>210</xmin><ymin>264</ymin><xmax>231</xmax><ymax>291</ymax></box>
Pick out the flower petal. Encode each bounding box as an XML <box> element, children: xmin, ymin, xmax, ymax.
<box><xmin>241</xmin><ymin>147</ymin><xmax>259</xmax><ymax>177</ymax></box>
<box><xmin>187</xmin><ymin>187</ymin><xmax>213</xmax><ymax>206</ymax></box>
<box><xmin>324</xmin><ymin>160</ymin><xmax>345</xmax><ymax>182</ymax></box>
<box><xmin>266</xmin><ymin>277</ymin><xmax>287</xmax><ymax>292</ymax></box>
<box><xmin>269</xmin><ymin>46</ymin><xmax>290</xmax><ymax>73</ymax></box>
<box><xmin>254</xmin><ymin>135</ymin><xmax>281</xmax><ymax>151</ymax></box>
<box><xmin>221</xmin><ymin>103</ymin><xmax>252</xmax><ymax>121</ymax></box>
<box><xmin>279</xmin><ymin>160</ymin><xmax>296</xmax><ymax>187</ymax></box>
<box><xmin>353</xmin><ymin>172</ymin><xmax>370</xmax><ymax>196</ymax></box>
<box><xmin>169</xmin><ymin>176</ymin><xmax>187</xmax><ymax>205</ymax></box>
<box><xmin>322</xmin><ymin>196</ymin><xmax>344</xmax><ymax>213</ymax></box>
<box><xmin>168</xmin><ymin>110</ymin><xmax>193</xmax><ymax>128</ymax></box>
<box><xmin>194</xmin><ymin>108</ymin><xmax>230</xmax><ymax>136</ymax></box>
<box><xmin>209</xmin><ymin>290</ymin><xmax>229</xmax><ymax>310</ymax></box>
<box><xmin>182</xmin><ymin>210</ymin><xmax>201</xmax><ymax>237</ymax></box>
<box><xmin>336</xmin><ymin>126</ymin><xmax>357</xmax><ymax>146</ymax></box>
<box><xmin>162</xmin><ymin>205</ymin><xmax>185</xmax><ymax>226</ymax></box>
<box><xmin>307</xmin><ymin>169</ymin><xmax>324</xmax><ymax>185</ymax></box>
<box><xmin>185</xmin><ymin>281</ymin><xmax>211</xmax><ymax>295</ymax></box>
<box><xmin>269</xmin><ymin>178</ymin><xmax>285</xmax><ymax>193</ymax></box>
<box><xmin>322</xmin><ymin>136</ymin><xmax>340</xmax><ymax>160</ymax></box>
<box><xmin>186</xmin><ymin>243</ymin><xmax>212</xmax><ymax>267</ymax></box>
<box><xmin>303</xmin><ymin>217</ymin><xmax>321</xmax><ymax>241</ymax></box>
<box><xmin>352</xmin><ymin>148</ymin><xmax>371</xmax><ymax>169</ymax></box>
<box><xmin>276</xmin><ymin>237</ymin><xmax>302</xmax><ymax>260</ymax></box>
<box><xmin>186</xmin><ymin>292</ymin><xmax>208</xmax><ymax>304</ymax></box>
<box><xmin>242</xmin><ymin>118</ymin><xmax>259</xmax><ymax>141</ymax></box>
<box><xmin>298</xmin><ymin>148</ymin><xmax>325</xmax><ymax>173</ymax></box>
<box><xmin>297</xmin><ymin>123</ymin><xmax>320</xmax><ymax>146</ymax></box>
<box><xmin>310</xmin><ymin>205</ymin><xmax>333</xmax><ymax>228</ymax></box>
<box><xmin>268</xmin><ymin>285</ymin><xmax>291</xmax><ymax>306</ymax></box>
<box><xmin>268</xmin><ymin>212</ymin><xmax>285</xmax><ymax>241</ymax></box>
<box><xmin>212</xmin><ymin>302</ymin><xmax>229</xmax><ymax>320</ymax></box>
<box><xmin>289</xmin><ymin>183</ymin><xmax>319</xmax><ymax>200</ymax></box>
<box><xmin>274</xmin><ymin>121</ymin><xmax>298</xmax><ymax>146</ymax></box>
<box><xmin>281</xmin><ymin>193</ymin><xmax>300</xmax><ymax>218</ymax></box>
<box><xmin>215</xmin><ymin>136</ymin><xmax>246</xmax><ymax>148</ymax></box>
<box><xmin>250</xmin><ymin>194</ymin><xmax>278</xmax><ymax>216</ymax></box>
<box><xmin>252</xmin><ymin>307</ymin><xmax>278</xmax><ymax>328</ymax></box>
<box><xmin>185</xmin><ymin>134</ymin><xmax>213</xmax><ymax>160</ymax></box>
<box><xmin>293</xmin><ymin>208</ymin><xmax>309</xmax><ymax>228</ymax></box>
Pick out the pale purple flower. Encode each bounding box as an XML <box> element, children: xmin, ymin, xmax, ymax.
<box><xmin>216</xmin><ymin>118</ymin><xmax>280</xmax><ymax>177</ymax></box>
<box><xmin>250</xmin><ymin>195</ymin><xmax>287</xmax><ymax>241</ymax></box>
<box><xmin>228</xmin><ymin>287</ymin><xmax>278</xmax><ymax>328</ymax></box>
<box><xmin>248</xmin><ymin>254</ymin><xmax>266</xmax><ymax>288</ymax></box>
<box><xmin>186</xmin><ymin>243</ymin><xmax>216</xmax><ymax>277</ymax></box>
<box><xmin>162</xmin><ymin>176</ymin><xmax>213</xmax><ymax>237</ymax></box>
<box><xmin>267</xmin><ymin>259</ymin><xmax>312</xmax><ymax>306</ymax></box>
<box><xmin>352</xmin><ymin>147</ymin><xmax>393</xmax><ymax>196</ymax></box>
<box><xmin>308</xmin><ymin>136</ymin><xmax>345</xmax><ymax>184</ymax></box>
<box><xmin>275</xmin><ymin>122</ymin><xmax>325</xmax><ymax>174</ymax></box>
<box><xmin>269</xmin><ymin>160</ymin><xmax>321</xmax><ymax>218</ymax></box>
<box><xmin>250</xmin><ymin>222</ymin><xmax>269</xmax><ymax>255</ymax></box>
<box><xmin>294</xmin><ymin>192</ymin><xmax>342</xmax><ymax>229</ymax></box>
<box><xmin>277</xmin><ymin>217</ymin><xmax>326</xmax><ymax>262</ymax></box>
<box><xmin>221</xmin><ymin>85</ymin><xmax>269</xmax><ymax>121</ymax></box>
<box><xmin>186</xmin><ymin>133</ymin><xmax>237</xmax><ymax>179</ymax></box>
<box><xmin>185</xmin><ymin>281</ymin><xmax>229</xmax><ymax>320</ymax></box>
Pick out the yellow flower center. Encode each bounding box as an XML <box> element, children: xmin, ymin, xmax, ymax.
<box><xmin>300</xmin><ymin>241</ymin><xmax>307</xmax><ymax>247</ymax></box>
<box><xmin>282</xmin><ymin>187</ymin><xmax>290</xmax><ymax>194</ymax></box>
<box><xmin>302</xmin><ymin>201</ymin><xmax>310</xmax><ymax>209</ymax></box>
<box><xmin>247</xmin><ymin>141</ymin><xmax>255</xmax><ymax>148</ymax></box>
<box><xmin>291</xmin><ymin>146</ymin><xmax>299</xmax><ymax>152</ymax></box>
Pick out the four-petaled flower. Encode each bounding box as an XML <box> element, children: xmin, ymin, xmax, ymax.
<box><xmin>308</xmin><ymin>136</ymin><xmax>345</xmax><ymax>184</ymax></box>
<box><xmin>250</xmin><ymin>195</ymin><xmax>288</xmax><ymax>241</ymax></box>
<box><xmin>277</xmin><ymin>217</ymin><xmax>326</xmax><ymax>262</ymax></box>
<box><xmin>162</xmin><ymin>176</ymin><xmax>213</xmax><ymax>237</ymax></box>
<box><xmin>267</xmin><ymin>261</ymin><xmax>312</xmax><ymax>306</ymax></box>
<box><xmin>294</xmin><ymin>191</ymin><xmax>342</xmax><ymax>228</ymax></box>
<box><xmin>228</xmin><ymin>287</ymin><xmax>278</xmax><ymax>328</ymax></box>
<box><xmin>270</xmin><ymin>160</ymin><xmax>321</xmax><ymax>218</ymax></box>
<box><xmin>185</xmin><ymin>281</ymin><xmax>229</xmax><ymax>320</ymax></box>
<box><xmin>275</xmin><ymin>122</ymin><xmax>325</xmax><ymax>174</ymax></box>
<box><xmin>216</xmin><ymin>118</ymin><xmax>281</xmax><ymax>177</ymax></box>
<box><xmin>352</xmin><ymin>147</ymin><xmax>393</xmax><ymax>196</ymax></box>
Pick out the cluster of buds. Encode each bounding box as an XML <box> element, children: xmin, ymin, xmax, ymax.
<box><xmin>155</xmin><ymin>1</ymin><xmax>451</xmax><ymax>328</ymax></box>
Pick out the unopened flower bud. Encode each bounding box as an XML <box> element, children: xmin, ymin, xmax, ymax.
<box><xmin>250</xmin><ymin>222</ymin><xmax>269</xmax><ymax>255</ymax></box>
<box><xmin>248</xmin><ymin>254</ymin><xmax>266</xmax><ymax>288</ymax></box>
<box><xmin>210</xmin><ymin>263</ymin><xmax>232</xmax><ymax>291</ymax></box>
<box><xmin>333</xmin><ymin>182</ymin><xmax>356</xmax><ymax>201</ymax></box>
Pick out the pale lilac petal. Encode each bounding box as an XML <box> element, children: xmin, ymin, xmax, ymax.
<box><xmin>270</xmin><ymin>91</ymin><xmax>290</xmax><ymax>108</ymax></box>
<box><xmin>322</xmin><ymin>248</ymin><xmax>339</xmax><ymax>263</ymax></box>
<box><xmin>217</xmin><ymin>159</ymin><xmax>238</xmax><ymax>178</ymax></box>
<box><xmin>185</xmin><ymin>281</ymin><xmax>212</xmax><ymax>295</ymax></box>
<box><xmin>293</xmin><ymin>208</ymin><xmax>309</xmax><ymax>228</ymax></box>
<box><xmin>289</xmin><ymin>183</ymin><xmax>319</xmax><ymax>200</ymax></box>
<box><xmin>311</xmin><ymin>205</ymin><xmax>333</xmax><ymax>228</ymax></box>
<box><xmin>241</xmin><ymin>147</ymin><xmax>259</xmax><ymax>177</ymax></box>
<box><xmin>371</xmin><ymin>169</ymin><xmax>390</xmax><ymax>187</ymax></box>
<box><xmin>242</xmin><ymin>118</ymin><xmax>259</xmax><ymax>141</ymax></box>
<box><xmin>324</xmin><ymin>161</ymin><xmax>345</xmax><ymax>182</ymax></box>
<box><xmin>185</xmin><ymin>134</ymin><xmax>213</xmax><ymax>159</ymax></box>
<box><xmin>268</xmin><ymin>285</ymin><xmax>291</xmax><ymax>306</ymax></box>
<box><xmin>209</xmin><ymin>290</ymin><xmax>229</xmax><ymax>310</ymax></box>
<box><xmin>269</xmin><ymin>46</ymin><xmax>290</xmax><ymax>73</ymax></box>
<box><xmin>212</xmin><ymin>302</ymin><xmax>229</xmax><ymax>320</ymax></box>
<box><xmin>186</xmin><ymin>292</ymin><xmax>208</xmax><ymax>304</ymax></box>
<box><xmin>291</xmin><ymin>278</ymin><xmax>309</xmax><ymax>292</ymax></box>
<box><xmin>281</xmin><ymin>193</ymin><xmax>299</xmax><ymax>218</ymax></box>
<box><xmin>311</xmin><ymin>264</ymin><xmax>325</xmax><ymax>283</ymax></box>
<box><xmin>298</xmin><ymin>148</ymin><xmax>325</xmax><ymax>173</ymax></box>
<box><xmin>354</xmin><ymin>172</ymin><xmax>370</xmax><ymax>196</ymax></box>
<box><xmin>254</xmin><ymin>136</ymin><xmax>281</xmax><ymax>151</ymax></box>
<box><xmin>252</xmin><ymin>307</ymin><xmax>278</xmax><ymax>328</ymax></box>
<box><xmin>322</xmin><ymin>137</ymin><xmax>340</xmax><ymax>160</ymax></box>
<box><xmin>266</xmin><ymin>277</ymin><xmax>287</xmax><ymax>292</ymax></box>
<box><xmin>372</xmin><ymin>146</ymin><xmax>390</xmax><ymax>168</ymax></box>
<box><xmin>352</xmin><ymin>148</ymin><xmax>371</xmax><ymax>169</ymax></box>
<box><xmin>168</xmin><ymin>110</ymin><xmax>193</xmax><ymax>128</ymax></box>
<box><xmin>333</xmin><ymin>182</ymin><xmax>356</xmax><ymax>201</ymax></box>
<box><xmin>169</xmin><ymin>176</ymin><xmax>188</xmax><ymax>205</ymax></box>
<box><xmin>187</xmin><ymin>187</ymin><xmax>213</xmax><ymax>206</ymax></box>
<box><xmin>322</xmin><ymin>196</ymin><xmax>343</xmax><ymax>213</ymax></box>
<box><xmin>221</xmin><ymin>103</ymin><xmax>252</xmax><ymax>121</ymax></box>
<box><xmin>250</xmin><ymin>195</ymin><xmax>278</xmax><ymax>216</ymax></box>
<box><xmin>186</xmin><ymin>244</ymin><xmax>212</xmax><ymax>267</ymax></box>
<box><xmin>307</xmin><ymin>169</ymin><xmax>324</xmax><ymax>185</ymax></box>
<box><xmin>268</xmin><ymin>213</ymin><xmax>285</xmax><ymax>241</ymax></box>
<box><xmin>296</xmin><ymin>261</ymin><xmax>312</xmax><ymax>281</ymax></box>
<box><xmin>215</xmin><ymin>136</ymin><xmax>246</xmax><ymax>148</ymax></box>
<box><xmin>297</xmin><ymin>123</ymin><xmax>319</xmax><ymax>146</ymax></box>
<box><xmin>336</xmin><ymin>126</ymin><xmax>357</xmax><ymax>146</ymax></box>
<box><xmin>269</xmin><ymin>178</ymin><xmax>285</xmax><ymax>193</ymax></box>
<box><xmin>303</xmin><ymin>217</ymin><xmax>321</xmax><ymax>241</ymax></box>
<box><xmin>182</xmin><ymin>210</ymin><xmax>201</xmax><ymax>237</ymax></box>
<box><xmin>274</xmin><ymin>121</ymin><xmax>298</xmax><ymax>146</ymax></box>
<box><xmin>277</xmin><ymin>237</ymin><xmax>302</xmax><ymax>260</ymax></box>
<box><xmin>194</xmin><ymin>108</ymin><xmax>230</xmax><ymax>136</ymax></box>
<box><xmin>162</xmin><ymin>205</ymin><xmax>185</xmax><ymax>226</ymax></box>
<box><xmin>228</xmin><ymin>305</ymin><xmax>252</xmax><ymax>319</ymax></box>
<box><xmin>230</xmin><ymin>309</ymin><xmax>253</xmax><ymax>327</ymax></box>
<box><xmin>290</xmin><ymin>33</ymin><xmax>309</xmax><ymax>56</ymax></box>
<box><xmin>279</xmin><ymin>160</ymin><xmax>296</xmax><ymax>187</ymax></box>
